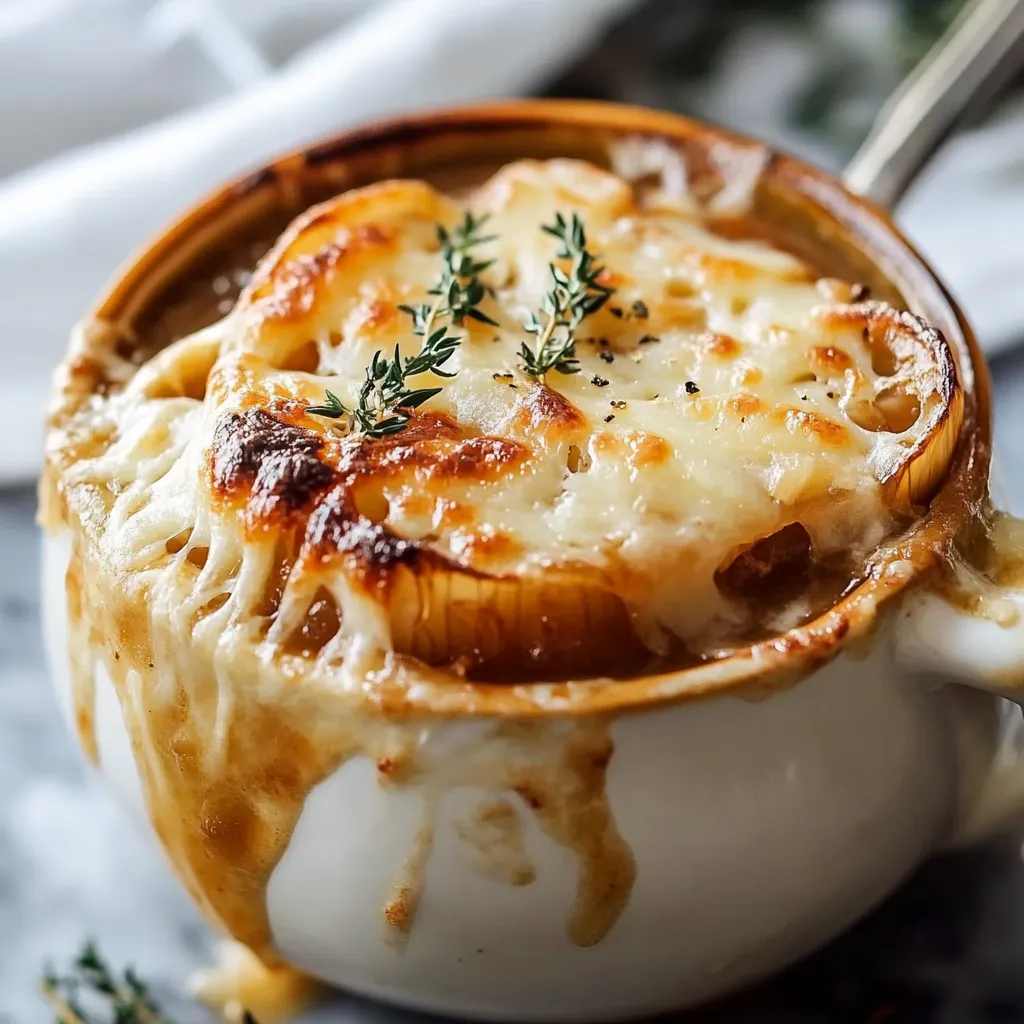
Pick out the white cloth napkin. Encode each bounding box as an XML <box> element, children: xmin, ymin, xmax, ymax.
<box><xmin>0</xmin><ymin>0</ymin><xmax>638</xmax><ymax>484</ymax></box>
<box><xmin>1</xmin><ymin>0</ymin><xmax>1021</xmax><ymax>484</ymax></box>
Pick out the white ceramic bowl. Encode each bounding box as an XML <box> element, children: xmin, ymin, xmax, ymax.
<box><xmin>39</xmin><ymin>101</ymin><xmax>1024</xmax><ymax>1021</ymax></box>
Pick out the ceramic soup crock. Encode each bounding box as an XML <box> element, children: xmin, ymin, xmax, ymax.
<box><xmin>38</xmin><ymin>101</ymin><xmax>1024</xmax><ymax>1022</ymax></box>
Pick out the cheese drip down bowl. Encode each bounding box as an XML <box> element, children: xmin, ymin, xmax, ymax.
<box><xmin>37</xmin><ymin>101</ymin><xmax>1024</xmax><ymax>1022</ymax></box>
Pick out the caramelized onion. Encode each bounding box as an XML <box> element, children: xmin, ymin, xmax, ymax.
<box><xmin>386</xmin><ymin>567</ymin><xmax>647</xmax><ymax>680</ymax></box>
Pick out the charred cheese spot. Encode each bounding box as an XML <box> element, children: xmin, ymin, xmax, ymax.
<box><xmin>781</xmin><ymin>408</ymin><xmax>851</xmax><ymax>448</ymax></box>
<box><xmin>449</xmin><ymin>526</ymin><xmax>523</xmax><ymax>565</ymax></box>
<box><xmin>508</xmin><ymin>383</ymin><xmax>587</xmax><ymax>441</ymax></box>
<box><xmin>365</xmin><ymin>436</ymin><xmax>529</xmax><ymax>484</ymax></box>
<box><xmin>682</xmin><ymin>396</ymin><xmax>716</xmax><ymax>421</ymax></box>
<box><xmin>597</xmin><ymin>269</ymin><xmax>627</xmax><ymax>289</ymax></box>
<box><xmin>726</xmin><ymin>393</ymin><xmax>768</xmax><ymax>419</ymax></box>
<box><xmin>210</xmin><ymin>409</ymin><xmax>336</xmax><ymax>531</ymax></box>
<box><xmin>302</xmin><ymin>486</ymin><xmax>420</xmax><ymax>575</ymax></box>
<box><xmin>626</xmin><ymin>431</ymin><xmax>672</xmax><ymax>469</ymax></box>
<box><xmin>810</xmin><ymin>345</ymin><xmax>854</xmax><ymax>376</ymax></box>
<box><xmin>655</xmin><ymin>299</ymin><xmax>706</xmax><ymax>331</ymax></box>
<box><xmin>591</xmin><ymin>431</ymin><xmax>624</xmax><ymax>457</ymax></box>
<box><xmin>255</xmin><ymin>223</ymin><xmax>396</xmax><ymax>325</ymax></box>
<box><xmin>700</xmin><ymin>332</ymin><xmax>742</xmax><ymax>360</ymax></box>
<box><xmin>361</xmin><ymin>298</ymin><xmax>397</xmax><ymax>330</ymax></box>
<box><xmin>435</xmin><ymin>497</ymin><xmax>476</xmax><ymax>529</ymax></box>
<box><xmin>258</xmin><ymin>244</ymin><xmax>347</xmax><ymax>322</ymax></box>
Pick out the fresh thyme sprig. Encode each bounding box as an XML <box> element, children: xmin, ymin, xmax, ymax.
<box><xmin>425</xmin><ymin>212</ymin><xmax>499</xmax><ymax>328</ymax></box>
<box><xmin>40</xmin><ymin>941</ymin><xmax>259</xmax><ymax>1024</ymax></box>
<box><xmin>306</xmin><ymin>336</ymin><xmax>457</xmax><ymax>438</ymax></box>
<box><xmin>307</xmin><ymin>213</ymin><xmax>496</xmax><ymax>439</ymax></box>
<box><xmin>519</xmin><ymin>212</ymin><xmax>615</xmax><ymax>380</ymax></box>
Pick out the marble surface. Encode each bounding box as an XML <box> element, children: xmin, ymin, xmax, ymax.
<box><xmin>0</xmin><ymin>352</ymin><xmax>1023</xmax><ymax>1023</ymax></box>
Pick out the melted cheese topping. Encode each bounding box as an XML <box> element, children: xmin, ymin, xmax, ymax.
<box><xmin>41</xmin><ymin>156</ymin><xmax>959</xmax><ymax>971</ymax></box>
<box><xmin>55</xmin><ymin>158</ymin><xmax>954</xmax><ymax>667</ymax></box>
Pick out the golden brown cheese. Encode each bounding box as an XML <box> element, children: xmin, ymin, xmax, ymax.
<box><xmin>57</xmin><ymin>158</ymin><xmax>956</xmax><ymax>666</ymax></box>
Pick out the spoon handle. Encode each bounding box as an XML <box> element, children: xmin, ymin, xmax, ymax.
<box><xmin>843</xmin><ymin>0</ymin><xmax>1024</xmax><ymax>208</ymax></box>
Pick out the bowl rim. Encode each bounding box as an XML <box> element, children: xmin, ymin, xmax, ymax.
<box><xmin>47</xmin><ymin>98</ymin><xmax>992</xmax><ymax>717</ymax></box>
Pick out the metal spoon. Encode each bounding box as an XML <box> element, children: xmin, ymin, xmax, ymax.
<box><xmin>844</xmin><ymin>0</ymin><xmax>1024</xmax><ymax>208</ymax></box>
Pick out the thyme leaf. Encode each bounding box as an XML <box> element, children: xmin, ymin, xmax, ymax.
<box><xmin>519</xmin><ymin>212</ymin><xmax>615</xmax><ymax>380</ymax></box>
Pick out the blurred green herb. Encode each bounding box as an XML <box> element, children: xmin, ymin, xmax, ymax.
<box><xmin>549</xmin><ymin>0</ymin><xmax>973</xmax><ymax>147</ymax></box>
<box><xmin>41</xmin><ymin>942</ymin><xmax>260</xmax><ymax>1024</ymax></box>
<box><xmin>42</xmin><ymin>940</ymin><xmax>167</xmax><ymax>1024</ymax></box>
<box><xmin>901</xmin><ymin>0</ymin><xmax>969</xmax><ymax>62</ymax></box>
<box><xmin>791</xmin><ymin>0</ymin><xmax>968</xmax><ymax>136</ymax></box>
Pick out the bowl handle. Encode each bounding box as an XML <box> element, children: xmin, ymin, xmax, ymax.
<box><xmin>894</xmin><ymin>551</ymin><xmax>1024</xmax><ymax>845</ymax></box>
<box><xmin>843</xmin><ymin>0</ymin><xmax>1024</xmax><ymax>209</ymax></box>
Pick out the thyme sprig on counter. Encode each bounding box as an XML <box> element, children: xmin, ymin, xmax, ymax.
<box><xmin>307</xmin><ymin>212</ymin><xmax>496</xmax><ymax>439</ymax></box>
<box><xmin>41</xmin><ymin>941</ymin><xmax>259</xmax><ymax>1024</ymax></box>
<box><xmin>41</xmin><ymin>940</ymin><xmax>166</xmax><ymax>1024</ymax></box>
<box><xmin>519</xmin><ymin>212</ymin><xmax>615</xmax><ymax>380</ymax></box>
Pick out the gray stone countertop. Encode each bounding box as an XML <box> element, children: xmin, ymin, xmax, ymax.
<box><xmin>2</xmin><ymin>349</ymin><xmax>1024</xmax><ymax>1024</ymax></box>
